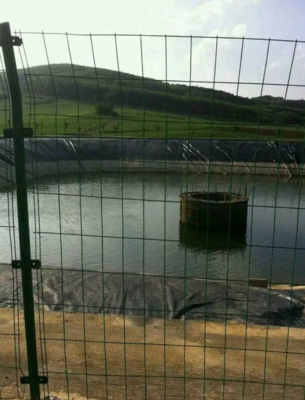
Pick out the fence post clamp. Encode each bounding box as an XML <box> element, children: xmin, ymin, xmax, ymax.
<box><xmin>12</xmin><ymin>260</ymin><xmax>41</xmax><ymax>269</ymax></box>
<box><xmin>20</xmin><ymin>376</ymin><xmax>48</xmax><ymax>385</ymax></box>
<box><xmin>0</xmin><ymin>35</ymin><xmax>22</xmax><ymax>47</ymax></box>
<box><xmin>3</xmin><ymin>127</ymin><xmax>34</xmax><ymax>138</ymax></box>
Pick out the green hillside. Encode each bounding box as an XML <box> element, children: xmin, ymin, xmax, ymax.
<box><xmin>0</xmin><ymin>63</ymin><xmax>304</xmax><ymax>139</ymax></box>
<box><xmin>17</xmin><ymin>64</ymin><xmax>305</xmax><ymax>124</ymax></box>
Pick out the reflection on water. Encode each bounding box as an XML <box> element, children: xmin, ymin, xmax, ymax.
<box><xmin>179</xmin><ymin>221</ymin><xmax>247</xmax><ymax>253</ymax></box>
<box><xmin>1</xmin><ymin>172</ymin><xmax>305</xmax><ymax>284</ymax></box>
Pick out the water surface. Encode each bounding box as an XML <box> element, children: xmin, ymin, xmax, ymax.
<box><xmin>1</xmin><ymin>172</ymin><xmax>305</xmax><ymax>284</ymax></box>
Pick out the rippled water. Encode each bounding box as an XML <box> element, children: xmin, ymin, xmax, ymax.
<box><xmin>1</xmin><ymin>172</ymin><xmax>305</xmax><ymax>284</ymax></box>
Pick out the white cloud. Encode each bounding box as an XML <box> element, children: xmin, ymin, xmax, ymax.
<box><xmin>180</xmin><ymin>0</ymin><xmax>259</xmax><ymax>37</ymax></box>
<box><xmin>189</xmin><ymin>0</ymin><xmax>230</xmax><ymax>23</ymax></box>
<box><xmin>267</xmin><ymin>60</ymin><xmax>281</xmax><ymax>70</ymax></box>
<box><xmin>232</xmin><ymin>24</ymin><xmax>247</xmax><ymax>37</ymax></box>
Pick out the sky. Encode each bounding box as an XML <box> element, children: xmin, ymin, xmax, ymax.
<box><xmin>2</xmin><ymin>0</ymin><xmax>305</xmax><ymax>99</ymax></box>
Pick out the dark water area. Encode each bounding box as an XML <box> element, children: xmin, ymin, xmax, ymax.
<box><xmin>1</xmin><ymin>172</ymin><xmax>305</xmax><ymax>284</ymax></box>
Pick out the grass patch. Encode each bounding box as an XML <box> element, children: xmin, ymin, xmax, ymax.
<box><xmin>0</xmin><ymin>98</ymin><xmax>304</xmax><ymax>141</ymax></box>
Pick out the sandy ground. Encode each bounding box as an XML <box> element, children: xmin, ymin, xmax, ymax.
<box><xmin>2</xmin><ymin>308</ymin><xmax>305</xmax><ymax>400</ymax></box>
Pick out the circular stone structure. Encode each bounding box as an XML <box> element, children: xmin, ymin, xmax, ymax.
<box><xmin>180</xmin><ymin>191</ymin><xmax>249</xmax><ymax>231</ymax></box>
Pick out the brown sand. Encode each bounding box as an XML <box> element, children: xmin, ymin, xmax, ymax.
<box><xmin>2</xmin><ymin>308</ymin><xmax>305</xmax><ymax>400</ymax></box>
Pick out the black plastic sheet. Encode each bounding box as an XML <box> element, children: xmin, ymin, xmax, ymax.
<box><xmin>1</xmin><ymin>266</ymin><xmax>304</xmax><ymax>327</ymax></box>
<box><xmin>0</xmin><ymin>138</ymin><xmax>304</xmax><ymax>165</ymax></box>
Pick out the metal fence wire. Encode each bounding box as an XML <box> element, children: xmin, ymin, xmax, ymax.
<box><xmin>2</xmin><ymin>21</ymin><xmax>305</xmax><ymax>400</ymax></box>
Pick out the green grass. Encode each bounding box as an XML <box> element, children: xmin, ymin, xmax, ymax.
<box><xmin>1</xmin><ymin>97</ymin><xmax>304</xmax><ymax>141</ymax></box>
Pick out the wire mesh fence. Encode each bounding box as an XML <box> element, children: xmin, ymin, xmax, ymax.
<box><xmin>1</xmin><ymin>26</ymin><xmax>305</xmax><ymax>400</ymax></box>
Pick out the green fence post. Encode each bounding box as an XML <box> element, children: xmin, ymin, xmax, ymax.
<box><xmin>0</xmin><ymin>22</ymin><xmax>41</xmax><ymax>400</ymax></box>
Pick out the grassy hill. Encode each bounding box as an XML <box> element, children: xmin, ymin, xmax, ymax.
<box><xmin>0</xmin><ymin>63</ymin><xmax>304</xmax><ymax>139</ymax></box>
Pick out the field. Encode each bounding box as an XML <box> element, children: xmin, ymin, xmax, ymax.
<box><xmin>2</xmin><ymin>308</ymin><xmax>305</xmax><ymax>400</ymax></box>
<box><xmin>1</xmin><ymin>98</ymin><xmax>304</xmax><ymax>140</ymax></box>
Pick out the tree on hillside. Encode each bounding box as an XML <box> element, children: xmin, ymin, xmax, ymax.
<box><xmin>35</xmin><ymin>122</ymin><xmax>40</xmax><ymax>133</ymax></box>
<box><xmin>95</xmin><ymin>102</ymin><xmax>118</xmax><ymax>117</ymax></box>
<box><xmin>274</xmin><ymin>111</ymin><xmax>303</xmax><ymax>125</ymax></box>
<box><xmin>64</xmin><ymin>121</ymin><xmax>68</xmax><ymax>134</ymax></box>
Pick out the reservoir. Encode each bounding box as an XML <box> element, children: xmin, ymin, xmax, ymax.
<box><xmin>1</xmin><ymin>172</ymin><xmax>305</xmax><ymax>284</ymax></box>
